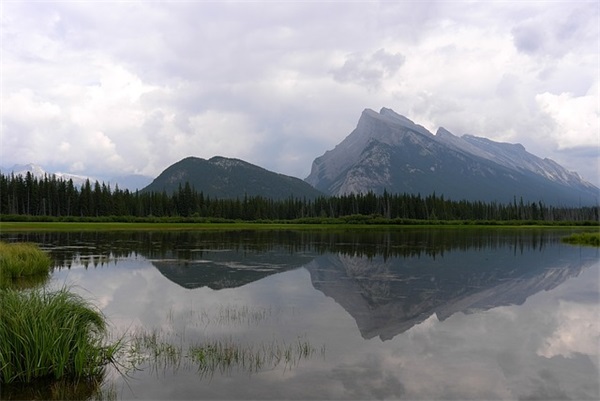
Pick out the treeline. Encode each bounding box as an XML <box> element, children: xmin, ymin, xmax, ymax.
<box><xmin>1</xmin><ymin>172</ymin><xmax>598</xmax><ymax>223</ymax></box>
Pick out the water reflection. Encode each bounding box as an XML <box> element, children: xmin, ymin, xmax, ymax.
<box><xmin>1</xmin><ymin>228</ymin><xmax>597</xmax><ymax>400</ymax></box>
<box><xmin>152</xmin><ymin>249</ymin><xmax>313</xmax><ymax>289</ymax></box>
<box><xmin>305</xmin><ymin>246</ymin><xmax>594</xmax><ymax>340</ymax></box>
<box><xmin>2</xmin><ymin>228</ymin><xmax>562</xmax><ymax>267</ymax></box>
<box><xmin>5</xmin><ymin>229</ymin><xmax>594</xmax><ymax>339</ymax></box>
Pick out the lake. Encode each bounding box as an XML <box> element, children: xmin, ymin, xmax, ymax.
<box><xmin>1</xmin><ymin>228</ymin><xmax>598</xmax><ymax>400</ymax></box>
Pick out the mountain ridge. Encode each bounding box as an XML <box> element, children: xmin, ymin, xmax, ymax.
<box><xmin>141</xmin><ymin>156</ymin><xmax>323</xmax><ymax>200</ymax></box>
<box><xmin>2</xmin><ymin>163</ymin><xmax>153</xmax><ymax>191</ymax></box>
<box><xmin>306</xmin><ymin>108</ymin><xmax>598</xmax><ymax>205</ymax></box>
<box><xmin>4</xmin><ymin>108</ymin><xmax>597</xmax><ymax>205</ymax></box>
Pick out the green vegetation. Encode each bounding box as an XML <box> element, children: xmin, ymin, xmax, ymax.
<box><xmin>0</xmin><ymin>287</ymin><xmax>121</xmax><ymax>384</ymax></box>
<box><xmin>562</xmin><ymin>232</ymin><xmax>600</xmax><ymax>246</ymax></box>
<box><xmin>0</xmin><ymin>241</ymin><xmax>52</xmax><ymax>288</ymax></box>
<box><xmin>0</xmin><ymin>218</ymin><xmax>597</xmax><ymax>234</ymax></box>
<box><xmin>1</xmin><ymin>172</ymin><xmax>597</xmax><ymax>223</ymax></box>
<box><xmin>119</xmin><ymin>305</ymin><xmax>322</xmax><ymax>378</ymax></box>
<box><xmin>126</xmin><ymin>328</ymin><xmax>321</xmax><ymax>377</ymax></box>
<box><xmin>143</xmin><ymin>156</ymin><xmax>323</xmax><ymax>200</ymax></box>
<box><xmin>188</xmin><ymin>337</ymin><xmax>318</xmax><ymax>376</ymax></box>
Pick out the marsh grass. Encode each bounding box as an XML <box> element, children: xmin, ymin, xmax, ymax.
<box><xmin>188</xmin><ymin>336</ymin><xmax>318</xmax><ymax>376</ymax></box>
<box><xmin>173</xmin><ymin>304</ymin><xmax>274</xmax><ymax>328</ymax></box>
<box><xmin>562</xmin><ymin>232</ymin><xmax>600</xmax><ymax>246</ymax></box>
<box><xmin>0</xmin><ymin>287</ymin><xmax>121</xmax><ymax>384</ymax></box>
<box><xmin>0</xmin><ymin>241</ymin><xmax>51</xmax><ymax>289</ymax></box>
<box><xmin>124</xmin><ymin>328</ymin><xmax>322</xmax><ymax>378</ymax></box>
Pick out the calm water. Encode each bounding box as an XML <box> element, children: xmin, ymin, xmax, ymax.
<box><xmin>2</xmin><ymin>229</ymin><xmax>599</xmax><ymax>400</ymax></box>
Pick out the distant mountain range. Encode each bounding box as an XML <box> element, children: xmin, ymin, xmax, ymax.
<box><xmin>1</xmin><ymin>163</ymin><xmax>152</xmax><ymax>192</ymax></box>
<box><xmin>142</xmin><ymin>156</ymin><xmax>323</xmax><ymax>200</ymax></box>
<box><xmin>306</xmin><ymin>108</ymin><xmax>598</xmax><ymax>205</ymax></box>
<box><xmin>5</xmin><ymin>107</ymin><xmax>598</xmax><ymax>205</ymax></box>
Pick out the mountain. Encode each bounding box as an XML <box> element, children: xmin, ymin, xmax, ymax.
<box><xmin>3</xmin><ymin>163</ymin><xmax>92</xmax><ymax>187</ymax></box>
<box><xmin>2</xmin><ymin>163</ymin><xmax>153</xmax><ymax>191</ymax></box>
<box><xmin>142</xmin><ymin>156</ymin><xmax>324</xmax><ymax>199</ymax></box>
<box><xmin>306</xmin><ymin>108</ymin><xmax>599</xmax><ymax>205</ymax></box>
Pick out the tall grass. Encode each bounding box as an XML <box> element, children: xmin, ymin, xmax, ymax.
<box><xmin>187</xmin><ymin>337</ymin><xmax>320</xmax><ymax>376</ymax></box>
<box><xmin>0</xmin><ymin>241</ymin><xmax>51</xmax><ymax>288</ymax></box>
<box><xmin>0</xmin><ymin>287</ymin><xmax>120</xmax><ymax>384</ymax></box>
<box><xmin>562</xmin><ymin>232</ymin><xmax>600</xmax><ymax>246</ymax></box>
<box><xmin>125</xmin><ymin>328</ymin><xmax>323</xmax><ymax>378</ymax></box>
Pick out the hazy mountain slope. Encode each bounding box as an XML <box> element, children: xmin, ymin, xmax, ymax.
<box><xmin>306</xmin><ymin>108</ymin><xmax>599</xmax><ymax>205</ymax></box>
<box><xmin>4</xmin><ymin>163</ymin><xmax>93</xmax><ymax>187</ymax></box>
<box><xmin>142</xmin><ymin>156</ymin><xmax>324</xmax><ymax>200</ymax></box>
<box><xmin>2</xmin><ymin>163</ymin><xmax>152</xmax><ymax>191</ymax></box>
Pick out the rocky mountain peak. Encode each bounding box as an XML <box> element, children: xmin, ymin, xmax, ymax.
<box><xmin>305</xmin><ymin>107</ymin><xmax>599</xmax><ymax>205</ymax></box>
<box><xmin>435</xmin><ymin>127</ymin><xmax>454</xmax><ymax>138</ymax></box>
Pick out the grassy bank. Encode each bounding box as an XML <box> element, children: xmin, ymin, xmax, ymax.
<box><xmin>0</xmin><ymin>219</ymin><xmax>597</xmax><ymax>233</ymax></box>
<box><xmin>0</xmin><ymin>287</ymin><xmax>120</xmax><ymax>384</ymax></box>
<box><xmin>561</xmin><ymin>232</ymin><xmax>600</xmax><ymax>247</ymax></box>
<box><xmin>0</xmin><ymin>241</ymin><xmax>52</xmax><ymax>288</ymax></box>
<box><xmin>0</xmin><ymin>242</ymin><xmax>120</xmax><ymax>385</ymax></box>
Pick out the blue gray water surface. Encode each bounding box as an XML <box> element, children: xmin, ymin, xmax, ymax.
<box><xmin>3</xmin><ymin>229</ymin><xmax>598</xmax><ymax>400</ymax></box>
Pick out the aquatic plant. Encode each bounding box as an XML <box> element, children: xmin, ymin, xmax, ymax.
<box><xmin>0</xmin><ymin>241</ymin><xmax>51</xmax><ymax>288</ymax></box>
<box><xmin>0</xmin><ymin>287</ymin><xmax>121</xmax><ymax>384</ymax></box>
<box><xmin>188</xmin><ymin>337</ymin><xmax>317</xmax><ymax>376</ymax></box>
<box><xmin>123</xmin><ymin>327</ymin><xmax>322</xmax><ymax>378</ymax></box>
<box><xmin>562</xmin><ymin>232</ymin><xmax>600</xmax><ymax>246</ymax></box>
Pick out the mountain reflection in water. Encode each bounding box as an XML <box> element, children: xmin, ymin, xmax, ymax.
<box><xmin>305</xmin><ymin>247</ymin><xmax>592</xmax><ymax>340</ymax></box>
<box><xmin>139</xmin><ymin>230</ymin><xmax>595</xmax><ymax>340</ymax></box>
<box><xmin>2</xmin><ymin>228</ymin><xmax>598</xmax><ymax>400</ymax></box>
<box><xmin>10</xmin><ymin>229</ymin><xmax>594</xmax><ymax>342</ymax></box>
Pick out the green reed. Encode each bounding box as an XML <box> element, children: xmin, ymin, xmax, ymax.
<box><xmin>0</xmin><ymin>287</ymin><xmax>121</xmax><ymax>384</ymax></box>
<box><xmin>561</xmin><ymin>232</ymin><xmax>600</xmax><ymax>246</ymax></box>
<box><xmin>187</xmin><ymin>337</ymin><xmax>316</xmax><ymax>375</ymax></box>
<box><xmin>0</xmin><ymin>241</ymin><xmax>52</xmax><ymax>288</ymax></box>
<box><xmin>124</xmin><ymin>327</ymin><xmax>322</xmax><ymax>378</ymax></box>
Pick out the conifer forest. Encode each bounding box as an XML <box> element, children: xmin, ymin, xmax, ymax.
<box><xmin>1</xmin><ymin>172</ymin><xmax>597</xmax><ymax>223</ymax></box>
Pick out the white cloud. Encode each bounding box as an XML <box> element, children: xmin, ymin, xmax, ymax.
<box><xmin>536</xmin><ymin>87</ymin><xmax>599</xmax><ymax>150</ymax></box>
<box><xmin>537</xmin><ymin>300</ymin><xmax>600</xmax><ymax>360</ymax></box>
<box><xmin>1</xmin><ymin>1</ymin><xmax>598</xmax><ymax>185</ymax></box>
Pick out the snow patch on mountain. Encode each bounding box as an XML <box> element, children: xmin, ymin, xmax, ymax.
<box><xmin>4</xmin><ymin>163</ymin><xmax>92</xmax><ymax>187</ymax></box>
<box><xmin>3</xmin><ymin>163</ymin><xmax>152</xmax><ymax>191</ymax></box>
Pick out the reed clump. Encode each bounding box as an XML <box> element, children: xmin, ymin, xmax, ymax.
<box><xmin>125</xmin><ymin>328</ymin><xmax>322</xmax><ymax>377</ymax></box>
<box><xmin>0</xmin><ymin>287</ymin><xmax>120</xmax><ymax>384</ymax></box>
<box><xmin>0</xmin><ymin>241</ymin><xmax>51</xmax><ymax>288</ymax></box>
<box><xmin>562</xmin><ymin>232</ymin><xmax>600</xmax><ymax>247</ymax></box>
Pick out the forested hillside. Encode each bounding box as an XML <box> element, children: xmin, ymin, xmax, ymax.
<box><xmin>1</xmin><ymin>172</ymin><xmax>597</xmax><ymax>223</ymax></box>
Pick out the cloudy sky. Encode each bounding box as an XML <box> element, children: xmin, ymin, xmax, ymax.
<box><xmin>2</xmin><ymin>1</ymin><xmax>599</xmax><ymax>186</ymax></box>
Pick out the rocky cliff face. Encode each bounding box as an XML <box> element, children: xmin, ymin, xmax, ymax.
<box><xmin>306</xmin><ymin>108</ymin><xmax>599</xmax><ymax>205</ymax></box>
